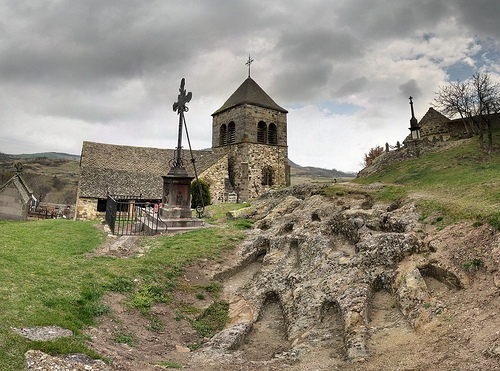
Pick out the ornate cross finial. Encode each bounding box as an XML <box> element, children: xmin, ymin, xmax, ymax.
<box><xmin>246</xmin><ymin>55</ymin><xmax>254</xmax><ymax>78</ymax></box>
<box><xmin>173</xmin><ymin>78</ymin><xmax>192</xmax><ymax>114</ymax></box>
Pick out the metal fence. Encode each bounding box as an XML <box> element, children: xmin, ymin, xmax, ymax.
<box><xmin>105</xmin><ymin>194</ymin><xmax>166</xmax><ymax>235</ymax></box>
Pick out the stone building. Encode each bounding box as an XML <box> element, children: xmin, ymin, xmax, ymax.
<box><xmin>0</xmin><ymin>173</ymin><xmax>34</xmax><ymax>221</ymax></box>
<box><xmin>417</xmin><ymin>107</ymin><xmax>451</xmax><ymax>140</ymax></box>
<box><xmin>75</xmin><ymin>76</ymin><xmax>289</xmax><ymax>220</ymax></box>
<box><xmin>211</xmin><ymin>76</ymin><xmax>290</xmax><ymax>202</ymax></box>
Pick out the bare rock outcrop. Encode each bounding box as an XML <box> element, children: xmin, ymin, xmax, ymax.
<box><xmin>199</xmin><ymin>183</ymin><xmax>466</xmax><ymax>363</ymax></box>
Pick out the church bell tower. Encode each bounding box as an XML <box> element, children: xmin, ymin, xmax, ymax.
<box><xmin>211</xmin><ymin>58</ymin><xmax>290</xmax><ymax>202</ymax></box>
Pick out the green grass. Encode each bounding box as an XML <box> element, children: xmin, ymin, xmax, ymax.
<box><xmin>350</xmin><ymin>132</ymin><xmax>500</xmax><ymax>224</ymax></box>
<box><xmin>190</xmin><ymin>301</ymin><xmax>229</xmax><ymax>338</ymax></box>
<box><xmin>153</xmin><ymin>361</ymin><xmax>183</xmax><ymax>368</ymax></box>
<box><xmin>111</xmin><ymin>329</ymin><xmax>136</xmax><ymax>347</ymax></box>
<box><xmin>0</xmin><ymin>203</ymin><xmax>248</xmax><ymax>370</ymax></box>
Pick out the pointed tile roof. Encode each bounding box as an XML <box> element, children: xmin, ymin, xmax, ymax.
<box><xmin>212</xmin><ymin>77</ymin><xmax>288</xmax><ymax>115</ymax></box>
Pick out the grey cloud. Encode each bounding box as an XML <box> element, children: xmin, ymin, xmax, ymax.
<box><xmin>453</xmin><ymin>0</ymin><xmax>500</xmax><ymax>40</ymax></box>
<box><xmin>399</xmin><ymin>79</ymin><xmax>422</xmax><ymax>99</ymax></box>
<box><xmin>272</xmin><ymin>62</ymin><xmax>333</xmax><ymax>103</ymax></box>
<box><xmin>334</xmin><ymin>77</ymin><xmax>369</xmax><ymax>98</ymax></box>
<box><xmin>278</xmin><ymin>27</ymin><xmax>364</xmax><ymax>63</ymax></box>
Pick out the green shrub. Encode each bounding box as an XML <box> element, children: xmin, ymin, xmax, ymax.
<box><xmin>462</xmin><ymin>259</ymin><xmax>483</xmax><ymax>271</ymax></box>
<box><xmin>191</xmin><ymin>179</ymin><xmax>211</xmax><ymax>209</ymax></box>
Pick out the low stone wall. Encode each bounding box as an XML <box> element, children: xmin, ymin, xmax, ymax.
<box><xmin>75</xmin><ymin>197</ymin><xmax>103</xmax><ymax>221</ymax></box>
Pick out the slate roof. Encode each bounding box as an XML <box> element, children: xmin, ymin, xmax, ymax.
<box><xmin>78</xmin><ymin>141</ymin><xmax>224</xmax><ymax>199</ymax></box>
<box><xmin>212</xmin><ymin>77</ymin><xmax>288</xmax><ymax>115</ymax></box>
<box><xmin>418</xmin><ymin>107</ymin><xmax>450</xmax><ymax>126</ymax></box>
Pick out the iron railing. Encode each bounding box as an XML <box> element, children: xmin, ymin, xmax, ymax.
<box><xmin>105</xmin><ymin>194</ymin><xmax>166</xmax><ymax>235</ymax></box>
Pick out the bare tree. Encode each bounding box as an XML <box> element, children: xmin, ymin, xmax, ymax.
<box><xmin>472</xmin><ymin>72</ymin><xmax>500</xmax><ymax>154</ymax></box>
<box><xmin>433</xmin><ymin>72</ymin><xmax>500</xmax><ymax>152</ymax></box>
<box><xmin>433</xmin><ymin>80</ymin><xmax>478</xmax><ymax>137</ymax></box>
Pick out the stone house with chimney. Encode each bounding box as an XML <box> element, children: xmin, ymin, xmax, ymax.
<box><xmin>75</xmin><ymin>76</ymin><xmax>290</xmax><ymax>220</ymax></box>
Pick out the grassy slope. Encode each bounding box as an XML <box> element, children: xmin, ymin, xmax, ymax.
<box><xmin>353</xmin><ymin>133</ymin><xmax>500</xmax><ymax>227</ymax></box>
<box><xmin>0</xmin><ymin>204</ymin><xmax>248</xmax><ymax>371</ymax></box>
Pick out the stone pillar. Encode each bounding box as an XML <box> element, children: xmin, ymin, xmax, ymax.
<box><xmin>160</xmin><ymin>168</ymin><xmax>194</xmax><ymax>219</ymax></box>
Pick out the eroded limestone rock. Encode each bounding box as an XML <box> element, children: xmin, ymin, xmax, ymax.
<box><xmin>203</xmin><ymin>183</ymin><xmax>465</xmax><ymax>363</ymax></box>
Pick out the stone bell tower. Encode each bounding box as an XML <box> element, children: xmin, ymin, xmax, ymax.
<box><xmin>211</xmin><ymin>57</ymin><xmax>290</xmax><ymax>202</ymax></box>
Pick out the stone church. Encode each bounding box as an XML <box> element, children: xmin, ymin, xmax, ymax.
<box><xmin>75</xmin><ymin>76</ymin><xmax>290</xmax><ymax>220</ymax></box>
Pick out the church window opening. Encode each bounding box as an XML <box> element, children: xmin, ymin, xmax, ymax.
<box><xmin>268</xmin><ymin>123</ymin><xmax>277</xmax><ymax>145</ymax></box>
<box><xmin>219</xmin><ymin>124</ymin><xmax>227</xmax><ymax>146</ymax></box>
<box><xmin>228</xmin><ymin>122</ymin><xmax>236</xmax><ymax>144</ymax></box>
<box><xmin>257</xmin><ymin>121</ymin><xmax>267</xmax><ymax>144</ymax></box>
<box><xmin>262</xmin><ymin>165</ymin><xmax>273</xmax><ymax>186</ymax></box>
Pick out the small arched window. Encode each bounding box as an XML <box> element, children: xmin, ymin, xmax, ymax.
<box><xmin>219</xmin><ymin>124</ymin><xmax>227</xmax><ymax>146</ymax></box>
<box><xmin>257</xmin><ymin>121</ymin><xmax>267</xmax><ymax>144</ymax></box>
<box><xmin>228</xmin><ymin>122</ymin><xmax>236</xmax><ymax>144</ymax></box>
<box><xmin>268</xmin><ymin>123</ymin><xmax>277</xmax><ymax>145</ymax></box>
<box><xmin>262</xmin><ymin>166</ymin><xmax>273</xmax><ymax>186</ymax></box>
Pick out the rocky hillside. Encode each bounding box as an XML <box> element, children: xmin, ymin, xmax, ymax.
<box><xmin>192</xmin><ymin>183</ymin><xmax>500</xmax><ymax>370</ymax></box>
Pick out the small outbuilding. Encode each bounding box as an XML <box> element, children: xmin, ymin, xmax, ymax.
<box><xmin>0</xmin><ymin>173</ymin><xmax>34</xmax><ymax>221</ymax></box>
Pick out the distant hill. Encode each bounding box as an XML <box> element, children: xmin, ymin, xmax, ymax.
<box><xmin>1</xmin><ymin>152</ymin><xmax>80</xmax><ymax>161</ymax></box>
<box><xmin>288</xmin><ymin>159</ymin><xmax>356</xmax><ymax>179</ymax></box>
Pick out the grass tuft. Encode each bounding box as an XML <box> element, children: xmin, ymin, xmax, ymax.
<box><xmin>190</xmin><ymin>301</ymin><xmax>229</xmax><ymax>338</ymax></box>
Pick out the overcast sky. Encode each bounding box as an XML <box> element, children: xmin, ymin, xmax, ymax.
<box><xmin>1</xmin><ymin>0</ymin><xmax>499</xmax><ymax>172</ymax></box>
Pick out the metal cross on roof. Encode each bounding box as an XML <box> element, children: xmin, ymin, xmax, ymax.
<box><xmin>246</xmin><ymin>55</ymin><xmax>254</xmax><ymax>77</ymax></box>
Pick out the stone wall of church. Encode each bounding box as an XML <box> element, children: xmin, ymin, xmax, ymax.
<box><xmin>199</xmin><ymin>154</ymin><xmax>230</xmax><ymax>204</ymax></box>
<box><xmin>214</xmin><ymin>143</ymin><xmax>289</xmax><ymax>202</ymax></box>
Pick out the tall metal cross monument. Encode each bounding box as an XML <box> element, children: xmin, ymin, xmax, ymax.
<box><xmin>161</xmin><ymin>78</ymin><xmax>195</xmax><ymax>219</ymax></box>
<box><xmin>171</xmin><ymin>78</ymin><xmax>192</xmax><ymax>170</ymax></box>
